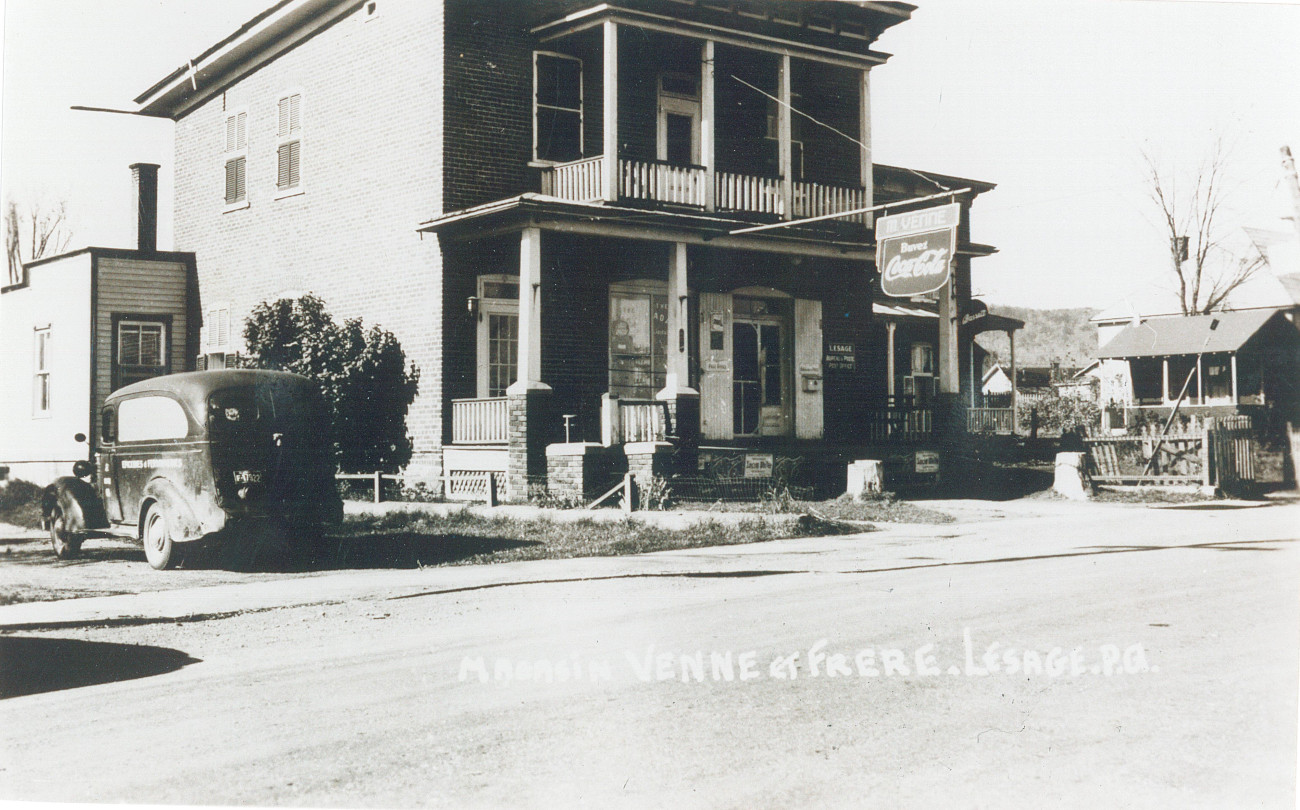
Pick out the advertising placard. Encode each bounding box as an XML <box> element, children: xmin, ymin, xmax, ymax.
<box><xmin>876</xmin><ymin>203</ymin><xmax>960</xmax><ymax>298</ymax></box>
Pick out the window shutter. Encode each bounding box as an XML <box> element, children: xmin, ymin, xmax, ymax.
<box><xmin>236</xmin><ymin>112</ymin><xmax>246</xmax><ymax>149</ymax></box>
<box><xmin>278</xmin><ymin>94</ymin><xmax>300</xmax><ymax>137</ymax></box>
<box><xmin>225</xmin><ymin>160</ymin><xmax>238</xmax><ymax>203</ymax></box>
<box><xmin>277</xmin><ymin>141</ymin><xmax>300</xmax><ymax>189</ymax></box>
<box><xmin>226</xmin><ymin>117</ymin><xmax>236</xmax><ymax>152</ymax></box>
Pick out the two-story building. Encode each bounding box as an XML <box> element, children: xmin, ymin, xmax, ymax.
<box><xmin>134</xmin><ymin>0</ymin><xmax>1002</xmax><ymax>499</ymax></box>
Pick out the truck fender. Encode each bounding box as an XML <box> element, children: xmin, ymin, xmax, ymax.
<box><xmin>42</xmin><ymin>477</ymin><xmax>109</xmax><ymax>532</ymax></box>
<box><xmin>140</xmin><ymin>478</ymin><xmax>205</xmax><ymax>544</ymax></box>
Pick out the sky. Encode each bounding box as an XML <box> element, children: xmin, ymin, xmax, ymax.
<box><xmin>1</xmin><ymin>0</ymin><xmax>1297</xmax><ymax>312</ymax></box>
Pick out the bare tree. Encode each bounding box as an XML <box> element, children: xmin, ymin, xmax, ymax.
<box><xmin>4</xmin><ymin>197</ymin><xmax>73</xmax><ymax>286</ymax></box>
<box><xmin>1142</xmin><ymin>139</ymin><xmax>1265</xmax><ymax>315</ymax></box>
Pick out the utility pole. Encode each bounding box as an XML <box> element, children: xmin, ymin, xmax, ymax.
<box><xmin>1283</xmin><ymin>146</ymin><xmax>1300</xmax><ymax>243</ymax></box>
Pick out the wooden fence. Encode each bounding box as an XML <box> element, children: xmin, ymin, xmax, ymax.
<box><xmin>1084</xmin><ymin>415</ymin><xmax>1256</xmax><ymax>491</ymax></box>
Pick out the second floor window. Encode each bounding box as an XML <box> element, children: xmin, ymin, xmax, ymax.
<box><xmin>224</xmin><ymin>111</ymin><xmax>247</xmax><ymax>204</ymax></box>
<box><xmin>34</xmin><ymin>327</ymin><xmax>51</xmax><ymax>415</ymax></box>
<box><xmin>534</xmin><ymin>52</ymin><xmax>582</xmax><ymax>163</ymax></box>
<box><xmin>277</xmin><ymin>93</ymin><xmax>303</xmax><ymax>191</ymax></box>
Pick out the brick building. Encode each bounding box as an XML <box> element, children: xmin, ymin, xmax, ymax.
<box><xmin>134</xmin><ymin>0</ymin><xmax>1006</xmax><ymax>499</ymax></box>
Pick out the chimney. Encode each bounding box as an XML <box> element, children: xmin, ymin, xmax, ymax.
<box><xmin>130</xmin><ymin>163</ymin><xmax>159</xmax><ymax>253</ymax></box>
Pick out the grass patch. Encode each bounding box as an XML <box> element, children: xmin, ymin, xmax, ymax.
<box><xmin>694</xmin><ymin>493</ymin><xmax>953</xmax><ymax>525</ymax></box>
<box><xmin>0</xmin><ymin>479</ymin><xmax>44</xmax><ymax>529</ymax></box>
<box><xmin>330</xmin><ymin>509</ymin><xmax>860</xmax><ymax>569</ymax></box>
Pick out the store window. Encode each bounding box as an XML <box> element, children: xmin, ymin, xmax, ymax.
<box><xmin>609</xmin><ymin>281</ymin><xmax>668</xmax><ymax>400</ymax></box>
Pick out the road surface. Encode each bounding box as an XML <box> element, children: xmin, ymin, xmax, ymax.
<box><xmin>1</xmin><ymin>497</ymin><xmax>1297</xmax><ymax>808</ymax></box>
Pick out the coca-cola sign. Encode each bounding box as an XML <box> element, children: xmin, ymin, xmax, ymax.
<box><xmin>876</xmin><ymin>203</ymin><xmax>959</xmax><ymax>298</ymax></box>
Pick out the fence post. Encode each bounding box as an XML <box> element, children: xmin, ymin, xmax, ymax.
<box><xmin>486</xmin><ymin>472</ymin><xmax>498</xmax><ymax>507</ymax></box>
<box><xmin>373</xmin><ymin>470</ymin><xmax>382</xmax><ymax>504</ymax></box>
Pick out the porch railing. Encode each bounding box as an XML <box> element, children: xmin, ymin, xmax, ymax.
<box><xmin>540</xmin><ymin>155</ymin><xmax>605</xmax><ymax>202</ymax></box>
<box><xmin>620</xmin><ymin>158</ymin><xmax>707</xmax><ymax>207</ymax></box>
<box><xmin>861</xmin><ymin>404</ymin><xmax>933</xmax><ymax>443</ymax></box>
<box><xmin>792</xmin><ymin>180</ymin><xmax>867</xmax><ymax>223</ymax></box>
<box><xmin>601</xmin><ymin>395</ymin><xmax>668</xmax><ymax>445</ymax></box>
<box><xmin>540</xmin><ymin>157</ymin><xmax>866</xmax><ymax>223</ymax></box>
<box><xmin>452</xmin><ymin>397</ymin><xmax>508</xmax><ymax>444</ymax></box>
<box><xmin>715</xmin><ymin>171</ymin><xmax>783</xmax><ymax>215</ymax></box>
<box><xmin>967</xmin><ymin>407</ymin><xmax>1014</xmax><ymax>434</ymax></box>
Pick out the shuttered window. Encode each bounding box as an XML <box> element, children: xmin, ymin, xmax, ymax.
<box><xmin>223</xmin><ymin>111</ymin><xmax>248</xmax><ymax>204</ymax></box>
<box><xmin>34</xmin><ymin>327</ymin><xmax>51</xmax><ymax>415</ymax></box>
<box><xmin>276</xmin><ymin>93</ymin><xmax>302</xmax><ymax>191</ymax></box>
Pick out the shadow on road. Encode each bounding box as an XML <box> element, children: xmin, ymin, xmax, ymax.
<box><xmin>0</xmin><ymin>636</ymin><xmax>200</xmax><ymax>699</ymax></box>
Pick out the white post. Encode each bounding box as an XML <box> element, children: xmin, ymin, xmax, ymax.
<box><xmin>1231</xmin><ymin>353</ymin><xmax>1238</xmax><ymax>403</ymax></box>
<box><xmin>1196</xmin><ymin>354</ymin><xmax>1203</xmax><ymax>404</ymax></box>
<box><xmin>938</xmin><ymin>275</ymin><xmax>959</xmax><ymax>394</ymax></box>
<box><xmin>659</xmin><ymin>242</ymin><xmax>696</xmax><ymax>399</ymax></box>
<box><xmin>859</xmin><ymin>69</ymin><xmax>872</xmax><ymax>223</ymax></box>
<box><xmin>1162</xmin><ymin>358</ymin><xmax>1170</xmax><ymax>404</ymax></box>
<box><xmin>602</xmin><ymin>20</ymin><xmax>619</xmax><ymax>203</ymax></box>
<box><xmin>701</xmin><ymin>40</ymin><xmax>716</xmax><ymax>212</ymax></box>
<box><xmin>886</xmin><ymin>321</ymin><xmax>897</xmax><ymax>399</ymax></box>
<box><xmin>1009</xmin><ymin>330</ymin><xmax>1018</xmax><ymax>433</ymax></box>
<box><xmin>778</xmin><ymin>53</ymin><xmax>793</xmax><ymax>219</ymax></box>
<box><xmin>969</xmin><ymin>336</ymin><xmax>977</xmax><ymax>408</ymax></box>
<box><xmin>509</xmin><ymin>227</ymin><xmax>549</xmax><ymax>393</ymax></box>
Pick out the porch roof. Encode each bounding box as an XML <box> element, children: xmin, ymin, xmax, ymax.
<box><xmin>1097</xmin><ymin>308</ymin><xmax>1284</xmax><ymax>359</ymax></box>
<box><xmin>418</xmin><ymin>193</ymin><xmax>997</xmax><ymax>261</ymax></box>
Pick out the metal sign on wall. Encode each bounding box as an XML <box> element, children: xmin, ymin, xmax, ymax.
<box><xmin>876</xmin><ymin>203</ymin><xmax>960</xmax><ymax>298</ymax></box>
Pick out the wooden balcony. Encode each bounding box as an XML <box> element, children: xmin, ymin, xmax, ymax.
<box><xmin>541</xmin><ymin>156</ymin><xmax>868</xmax><ymax>222</ymax></box>
<box><xmin>452</xmin><ymin>397</ymin><xmax>508</xmax><ymax>445</ymax></box>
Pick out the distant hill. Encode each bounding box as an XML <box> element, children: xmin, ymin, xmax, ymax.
<box><xmin>974</xmin><ymin>306</ymin><xmax>1099</xmax><ymax>369</ymax></box>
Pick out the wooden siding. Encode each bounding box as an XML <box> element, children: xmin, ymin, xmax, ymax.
<box><xmin>94</xmin><ymin>257</ymin><xmax>190</xmax><ymax>409</ymax></box>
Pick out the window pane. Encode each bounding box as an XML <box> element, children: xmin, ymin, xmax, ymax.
<box><xmin>120</xmin><ymin>324</ymin><xmax>141</xmax><ymax>366</ymax></box>
<box><xmin>119</xmin><ymin>396</ymin><xmax>189</xmax><ymax>442</ymax></box>
<box><xmin>537</xmin><ymin>55</ymin><xmax>580</xmax><ymax>109</ymax></box>
<box><xmin>536</xmin><ymin>108</ymin><xmax>581</xmax><ymax>162</ymax></box>
<box><xmin>139</xmin><ymin>326</ymin><xmax>163</xmax><ymax>367</ymax></box>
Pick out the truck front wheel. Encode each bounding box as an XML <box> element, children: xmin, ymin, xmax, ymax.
<box><xmin>48</xmin><ymin>507</ymin><xmax>84</xmax><ymax>560</ymax></box>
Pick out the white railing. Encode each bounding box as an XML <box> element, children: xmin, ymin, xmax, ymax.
<box><xmin>793</xmin><ymin>180</ymin><xmax>867</xmax><ymax>224</ymax></box>
<box><xmin>967</xmin><ymin>407</ymin><xmax>1014</xmax><ymax>435</ymax></box>
<box><xmin>601</xmin><ymin>394</ymin><xmax>668</xmax><ymax>445</ymax></box>
<box><xmin>620</xmin><ymin>159</ymin><xmax>707</xmax><ymax>207</ymax></box>
<box><xmin>716</xmin><ymin>171</ymin><xmax>783</xmax><ymax>215</ymax></box>
<box><xmin>540</xmin><ymin>158</ymin><xmax>867</xmax><ymax>224</ymax></box>
<box><xmin>540</xmin><ymin>156</ymin><xmax>605</xmax><ymax>202</ymax></box>
<box><xmin>452</xmin><ymin>397</ymin><xmax>508</xmax><ymax>445</ymax></box>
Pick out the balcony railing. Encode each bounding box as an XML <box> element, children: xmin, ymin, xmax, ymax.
<box><xmin>539</xmin><ymin>155</ymin><xmax>605</xmax><ymax>202</ymax></box>
<box><xmin>541</xmin><ymin>157</ymin><xmax>867</xmax><ymax>222</ymax></box>
<box><xmin>452</xmin><ymin>397</ymin><xmax>508</xmax><ymax>444</ymax></box>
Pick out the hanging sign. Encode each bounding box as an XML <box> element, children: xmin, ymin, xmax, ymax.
<box><xmin>877</xmin><ymin>203</ymin><xmax>959</xmax><ymax>298</ymax></box>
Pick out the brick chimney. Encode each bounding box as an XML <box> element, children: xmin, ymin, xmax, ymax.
<box><xmin>130</xmin><ymin>163</ymin><xmax>159</xmax><ymax>253</ymax></box>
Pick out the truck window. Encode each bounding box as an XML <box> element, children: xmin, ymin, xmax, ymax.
<box><xmin>118</xmin><ymin>396</ymin><xmax>190</xmax><ymax>443</ymax></box>
<box><xmin>101</xmin><ymin>406</ymin><xmax>116</xmax><ymax>444</ymax></box>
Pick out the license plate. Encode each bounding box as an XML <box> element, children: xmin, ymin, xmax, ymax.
<box><xmin>233</xmin><ymin>470</ymin><xmax>264</xmax><ymax>484</ymax></box>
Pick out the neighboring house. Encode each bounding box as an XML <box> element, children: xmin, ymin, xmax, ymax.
<box><xmin>0</xmin><ymin>165</ymin><xmax>198</xmax><ymax>485</ymax></box>
<box><xmin>132</xmin><ymin>0</ymin><xmax>1000</xmax><ymax>498</ymax></box>
<box><xmin>1096</xmin><ymin>309</ymin><xmax>1300</xmax><ymax>428</ymax></box>
<box><xmin>981</xmin><ymin>363</ymin><xmax>1012</xmax><ymax>406</ymax></box>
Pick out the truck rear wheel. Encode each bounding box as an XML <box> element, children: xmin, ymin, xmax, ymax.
<box><xmin>142</xmin><ymin>503</ymin><xmax>178</xmax><ymax>570</ymax></box>
<box><xmin>48</xmin><ymin>507</ymin><xmax>84</xmax><ymax>560</ymax></box>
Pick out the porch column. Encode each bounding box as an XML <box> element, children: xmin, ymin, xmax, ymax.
<box><xmin>658</xmin><ymin>242</ymin><xmax>700</xmax><ymax>455</ymax></box>
<box><xmin>886</xmin><ymin>322</ymin><xmax>897</xmax><ymax>399</ymax></box>
<box><xmin>937</xmin><ymin>275</ymin><xmax>959</xmax><ymax>394</ymax></box>
<box><xmin>1231</xmin><ymin>353</ymin><xmax>1239</xmax><ymax>403</ymax></box>
<box><xmin>507</xmin><ymin>227</ymin><xmax>553</xmax><ymax>502</ymax></box>
<box><xmin>859</xmin><ymin>69</ymin><xmax>873</xmax><ymax>223</ymax></box>
<box><xmin>969</xmin><ymin>335</ymin><xmax>977</xmax><ymax>408</ymax></box>
<box><xmin>701</xmin><ymin>40</ymin><xmax>716</xmax><ymax>212</ymax></box>
<box><xmin>1162</xmin><ymin>358</ymin><xmax>1170</xmax><ymax>404</ymax></box>
<box><xmin>602</xmin><ymin>20</ymin><xmax>619</xmax><ymax>203</ymax></box>
<box><xmin>1196</xmin><ymin>354</ymin><xmax>1203</xmax><ymax>404</ymax></box>
<box><xmin>1008</xmin><ymin>329</ymin><xmax>1018</xmax><ymax>433</ymax></box>
<box><xmin>778</xmin><ymin>53</ymin><xmax>793</xmax><ymax>220</ymax></box>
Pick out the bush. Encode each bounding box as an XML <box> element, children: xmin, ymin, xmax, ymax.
<box><xmin>0</xmin><ymin>479</ymin><xmax>44</xmax><ymax>529</ymax></box>
<box><xmin>1017</xmin><ymin>388</ymin><xmax>1101</xmax><ymax>437</ymax></box>
<box><xmin>243</xmin><ymin>295</ymin><xmax>420</xmax><ymax>474</ymax></box>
